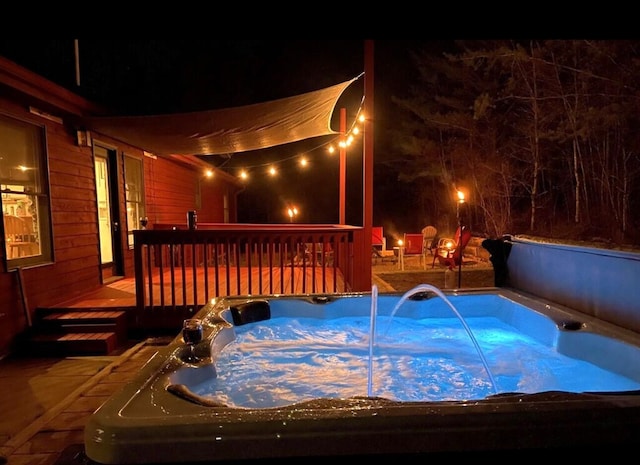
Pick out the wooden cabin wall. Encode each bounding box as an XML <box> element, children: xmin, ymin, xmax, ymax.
<box><xmin>0</xmin><ymin>96</ymin><xmax>101</xmax><ymax>355</ymax></box>
<box><xmin>0</xmin><ymin>61</ymin><xmax>242</xmax><ymax>358</ymax></box>
<box><xmin>79</xmin><ymin>137</ymin><xmax>235</xmax><ymax>280</ymax></box>
<box><xmin>0</xmin><ymin>107</ymin><xmax>216</xmax><ymax>354</ymax></box>
<box><xmin>199</xmin><ymin>179</ymin><xmax>237</xmax><ymax>223</ymax></box>
<box><xmin>143</xmin><ymin>156</ymin><xmax>201</xmax><ymax>228</ymax></box>
<box><xmin>0</xmin><ymin>102</ymin><xmax>217</xmax><ymax>356</ymax></box>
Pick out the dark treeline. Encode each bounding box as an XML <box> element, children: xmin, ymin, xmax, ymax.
<box><xmin>377</xmin><ymin>40</ymin><xmax>640</xmax><ymax>245</ymax></box>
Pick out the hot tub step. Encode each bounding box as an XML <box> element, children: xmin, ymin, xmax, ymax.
<box><xmin>27</xmin><ymin>332</ymin><xmax>118</xmax><ymax>356</ymax></box>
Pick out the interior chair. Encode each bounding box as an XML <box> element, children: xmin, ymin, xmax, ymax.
<box><xmin>3</xmin><ymin>214</ymin><xmax>38</xmax><ymax>259</ymax></box>
<box><xmin>433</xmin><ymin>226</ymin><xmax>472</xmax><ymax>270</ymax></box>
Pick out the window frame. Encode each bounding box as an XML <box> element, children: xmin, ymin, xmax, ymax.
<box><xmin>1</xmin><ymin>112</ymin><xmax>54</xmax><ymax>270</ymax></box>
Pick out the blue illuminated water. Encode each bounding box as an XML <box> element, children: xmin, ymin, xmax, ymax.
<box><xmin>191</xmin><ymin>311</ymin><xmax>640</xmax><ymax>409</ymax></box>
<box><xmin>384</xmin><ymin>284</ymin><xmax>497</xmax><ymax>394</ymax></box>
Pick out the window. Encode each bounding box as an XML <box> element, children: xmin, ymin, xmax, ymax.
<box><xmin>124</xmin><ymin>154</ymin><xmax>146</xmax><ymax>249</ymax></box>
<box><xmin>1</xmin><ymin>113</ymin><xmax>52</xmax><ymax>269</ymax></box>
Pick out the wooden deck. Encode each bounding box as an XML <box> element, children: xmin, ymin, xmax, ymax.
<box><xmin>54</xmin><ymin>264</ymin><xmax>346</xmax><ymax>310</ymax></box>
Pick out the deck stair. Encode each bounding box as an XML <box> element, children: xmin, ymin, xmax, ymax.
<box><xmin>26</xmin><ymin>308</ymin><xmax>129</xmax><ymax>356</ymax></box>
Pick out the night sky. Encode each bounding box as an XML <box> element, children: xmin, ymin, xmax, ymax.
<box><xmin>0</xmin><ymin>40</ymin><xmax>430</xmax><ymax>227</ymax></box>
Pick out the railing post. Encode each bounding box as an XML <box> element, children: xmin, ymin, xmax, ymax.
<box><xmin>133</xmin><ymin>231</ymin><xmax>145</xmax><ymax>323</ymax></box>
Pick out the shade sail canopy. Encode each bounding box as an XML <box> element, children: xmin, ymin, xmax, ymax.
<box><xmin>80</xmin><ymin>76</ymin><xmax>361</xmax><ymax>156</ymax></box>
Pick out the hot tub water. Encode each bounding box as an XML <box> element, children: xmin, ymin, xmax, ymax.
<box><xmin>185</xmin><ymin>288</ymin><xmax>640</xmax><ymax>409</ymax></box>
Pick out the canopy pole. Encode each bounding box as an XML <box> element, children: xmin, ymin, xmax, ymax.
<box><xmin>339</xmin><ymin>107</ymin><xmax>346</xmax><ymax>225</ymax></box>
<box><xmin>74</xmin><ymin>39</ymin><xmax>81</xmax><ymax>86</ymax></box>
<box><xmin>354</xmin><ymin>39</ymin><xmax>374</xmax><ymax>291</ymax></box>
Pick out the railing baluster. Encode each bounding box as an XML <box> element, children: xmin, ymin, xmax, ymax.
<box><xmin>234</xmin><ymin>241</ymin><xmax>240</xmax><ymax>295</ymax></box>
<box><xmin>133</xmin><ymin>225</ymin><xmax>357</xmax><ymax>318</ymax></box>
<box><xmin>246</xmin><ymin>240</ymin><xmax>252</xmax><ymax>294</ymax></box>
<box><xmin>257</xmin><ymin>241</ymin><xmax>263</xmax><ymax>293</ymax></box>
<box><xmin>280</xmin><ymin>239</ymin><xmax>289</xmax><ymax>294</ymax></box>
<box><xmin>203</xmin><ymin>240</ymin><xmax>210</xmax><ymax>302</ymax></box>
<box><xmin>169</xmin><ymin>244</ymin><xmax>176</xmax><ymax>309</ymax></box>
<box><xmin>180</xmin><ymin>243</ymin><xmax>187</xmax><ymax>307</ymax></box>
<box><xmin>147</xmin><ymin>244</ymin><xmax>154</xmax><ymax>308</ymax></box>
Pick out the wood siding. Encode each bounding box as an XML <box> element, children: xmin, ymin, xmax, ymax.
<box><xmin>0</xmin><ymin>60</ymin><xmax>242</xmax><ymax>357</ymax></box>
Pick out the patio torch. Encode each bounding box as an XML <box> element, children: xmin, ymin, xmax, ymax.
<box><xmin>456</xmin><ymin>190</ymin><xmax>465</xmax><ymax>288</ymax></box>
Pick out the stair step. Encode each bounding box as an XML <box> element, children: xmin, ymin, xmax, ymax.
<box><xmin>27</xmin><ymin>308</ymin><xmax>131</xmax><ymax>356</ymax></box>
<box><xmin>28</xmin><ymin>332</ymin><xmax>118</xmax><ymax>356</ymax></box>
<box><xmin>42</xmin><ymin>310</ymin><xmax>126</xmax><ymax>320</ymax></box>
<box><xmin>38</xmin><ymin>310</ymin><xmax>127</xmax><ymax>344</ymax></box>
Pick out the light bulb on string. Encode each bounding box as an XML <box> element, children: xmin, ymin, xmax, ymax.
<box><xmin>225</xmin><ymin>100</ymin><xmax>365</xmax><ymax>182</ymax></box>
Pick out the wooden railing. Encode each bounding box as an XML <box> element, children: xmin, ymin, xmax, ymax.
<box><xmin>133</xmin><ymin>224</ymin><xmax>359</xmax><ymax>323</ymax></box>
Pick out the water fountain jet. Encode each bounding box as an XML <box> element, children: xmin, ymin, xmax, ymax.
<box><xmin>380</xmin><ymin>284</ymin><xmax>498</xmax><ymax>394</ymax></box>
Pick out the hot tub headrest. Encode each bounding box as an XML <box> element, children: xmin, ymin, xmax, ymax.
<box><xmin>230</xmin><ymin>300</ymin><xmax>271</xmax><ymax>326</ymax></box>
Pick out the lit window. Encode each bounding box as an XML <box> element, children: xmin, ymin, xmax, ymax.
<box><xmin>124</xmin><ymin>154</ymin><xmax>146</xmax><ymax>249</ymax></box>
<box><xmin>1</xmin><ymin>114</ymin><xmax>53</xmax><ymax>269</ymax></box>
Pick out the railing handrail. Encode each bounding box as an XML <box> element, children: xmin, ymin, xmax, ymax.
<box><xmin>132</xmin><ymin>224</ymin><xmax>359</xmax><ymax>329</ymax></box>
<box><xmin>152</xmin><ymin>222</ymin><xmax>361</xmax><ymax>232</ymax></box>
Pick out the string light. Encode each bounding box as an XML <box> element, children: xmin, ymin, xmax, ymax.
<box><xmin>325</xmin><ymin>100</ymin><xmax>365</xmax><ymax>155</ymax></box>
<box><xmin>207</xmin><ymin>99</ymin><xmax>366</xmax><ymax>182</ymax></box>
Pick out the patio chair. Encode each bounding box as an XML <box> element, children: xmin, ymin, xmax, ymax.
<box><xmin>371</xmin><ymin>226</ymin><xmax>396</xmax><ymax>264</ymax></box>
<box><xmin>306</xmin><ymin>242</ymin><xmax>334</xmax><ymax>266</ymax></box>
<box><xmin>400</xmin><ymin>232</ymin><xmax>424</xmax><ymax>270</ymax></box>
<box><xmin>433</xmin><ymin>225</ymin><xmax>472</xmax><ymax>270</ymax></box>
<box><xmin>421</xmin><ymin>225</ymin><xmax>438</xmax><ymax>257</ymax></box>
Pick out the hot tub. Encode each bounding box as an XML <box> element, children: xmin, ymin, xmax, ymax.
<box><xmin>85</xmin><ymin>287</ymin><xmax>640</xmax><ymax>463</ymax></box>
